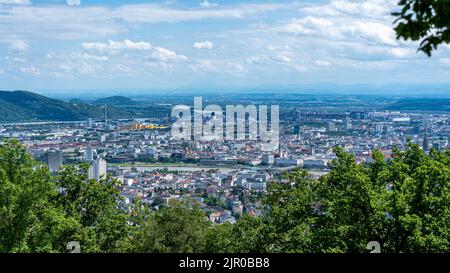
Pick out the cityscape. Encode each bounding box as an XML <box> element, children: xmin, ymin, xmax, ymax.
<box><xmin>0</xmin><ymin>0</ymin><xmax>450</xmax><ymax>265</ymax></box>
<box><xmin>2</xmin><ymin>93</ymin><xmax>449</xmax><ymax>225</ymax></box>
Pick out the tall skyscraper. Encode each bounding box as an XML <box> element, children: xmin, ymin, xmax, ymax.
<box><xmin>327</xmin><ymin>122</ymin><xmax>337</xmax><ymax>132</ymax></box>
<box><xmin>345</xmin><ymin>119</ymin><xmax>352</xmax><ymax>130</ymax></box>
<box><xmin>423</xmin><ymin>124</ymin><xmax>429</xmax><ymax>152</ymax></box>
<box><xmin>104</xmin><ymin>104</ymin><xmax>108</xmax><ymax>129</ymax></box>
<box><xmin>85</xmin><ymin>147</ymin><xmax>95</xmax><ymax>161</ymax></box>
<box><xmin>375</xmin><ymin>123</ymin><xmax>383</xmax><ymax>132</ymax></box>
<box><xmin>47</xmin><ymin>150</ymin><xmax>63</xmax><ymax>172</ymax></box>
<box><xmin>87</xmin><ymin>118</ymin><xmax>93</xmax><ymax>129</ymax></box>
<box><xmin>88</xmin><ymin>158</ymin><xmax>107</xmax><ymax>180</ymax></box>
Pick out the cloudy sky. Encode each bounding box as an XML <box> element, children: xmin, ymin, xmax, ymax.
<box><xmin>0</xmin><ymin>0</ymin><xmax>449</xmax><ymax>93</ymax></box>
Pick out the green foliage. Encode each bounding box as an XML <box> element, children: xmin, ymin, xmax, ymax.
<box><xmin>54</xmin><ymin>164</ymin><xmax>129</xmax><ymax>252</ymax></box>
<box><xmin>204</xmin><ymin>197</ymin><xmax>227</xmax><ymax>209</ymax></box>
<box><xmin>263</xmin><ymin>169</ymin><xmax>319</xmax><ymax>253</ymax></box>
<box><xmin>0</xmin><ymin>139</ymin><xmax>128</xmax><ymax>252</ymax></box>
<box><xmin>393</xmin><ymin>0</ymin><xmax>450</xmax><ymax>56</ymax></box>
<box><xmin>0</xmin><ymin>139</ymin><xmax>60</xmax><ymax>252</ymax></box>
<box><xmin>1</xmin><ymin>139</ymin><xmax>449</xmax><ymax>253</ymax></box>
<box><xmin>209</xmin><ymin>144</ymin><xmax>450</xmax><ymax>253</ymax></box>
<box><xmin>258</xmin><ymin>144</ymin><xmax>450</xmax><ymax>253</ymax></box>
<box><xmin>206</xmin><ymin>215</ymin><xmax>266</xmax><ymax>253</ymax></box>
<box><xmin>124</xmin><ymin>199</ymin><xmax>210</xmax><ymax>253</ymax></box>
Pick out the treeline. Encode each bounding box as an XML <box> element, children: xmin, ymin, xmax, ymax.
<box><xmin>0</xmin><ymin>139</ymin><xmax>449</xmax><ymax>253</ymax></box>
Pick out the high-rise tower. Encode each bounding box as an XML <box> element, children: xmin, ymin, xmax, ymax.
<box><xmin>104</xmin><ymin>104</ymin><xmax>108</xmax><ymax>127</ymax></box>
<box><xmin>46</xmin><ymin>150</ymin><xmax>63</xmax><ymax>172</ymax></box>
<box><xmin>423</xmin><ymin>124</ymin><xmax>429</xmax><ymax>152</ymax></box>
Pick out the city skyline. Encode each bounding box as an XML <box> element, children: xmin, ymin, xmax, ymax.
<box><xmin>1</xmin><ymin>0</ymin><xmax>450</xmax><ymax>93</ymax></box>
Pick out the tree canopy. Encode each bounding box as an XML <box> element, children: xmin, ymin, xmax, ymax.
<box><xmin>260</xmin><ymin>144</ymin><xmax>450</xmax><ymax>253</ymax></box>
<box><xmin>393</xmin><ymin>0</ymin><xmax>450</xmax><ymax>56</ymax></box>
<box><xmin>1</xmin><ymin>139</ymin><xmax>449</xmax><ymax>253</ymax></box>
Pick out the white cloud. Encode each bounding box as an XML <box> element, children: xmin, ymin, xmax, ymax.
<box><xmin>20</xmin><ymin>66</ymin><xmax>41</xmax><ymax>75</ymax></box>
<box><xmin>82</xmin><ymin>40</ymin><xmax>152</xmax><ymax>52</ymax></box>
<box><xmin>70</xmin><ymin>52</ymin><xmax>109</xmax><ymax>61</ymax></box>
<box><xmin>315</xmin><ymin>60</ymin><xmax>331</xmax><ymax>67</ymax></box>
<box><xmin>13</xmin><ymin>57</ymin><xmax>27</xmax><ymax>63</ymax></box>
<box><xmin>9</xmin><ymin>40</ymin><xmax>29</xmax><ymax>51</ymax></box>
<box><xmin>49</xmin><ymin>71</ymin><xmax>68</xmax><ymax>79</ymax></box>
<box><xmin>66</xmin><ymin>0</ymin><xmax>81</xmax><ymax>6</ymax></box>
<box><xmin>193</xmin><ymin>41</ymin><xmax>214</xmax><ymax>49</ymax></box>
<box><xmin>387</xmin><ymin>47</ymin><xmax>413</xmax><ymax>58</ymax></box>
<box><xmin>191</xmin><ymin>59</ymin><xmax>245</xmax><ymax>75</ymax></box>
<box><xmin>77</xmin><ymin>63</ymin><xmax>97</xmax><ymax>75</ymax></box>
<box><xmin>275</xmin><ymin>0</ymin><xmax>418</xmax><ymax>68</ymax></box>
<box><xmin>46</xmin><ymin>51</ymin><xmax>56</xmax><ymax>59</ymax></box>
<box><xmin>441</xmin><ymin>44</ymin><xmax>450</xmax><ymax>51</ymax></box>
<box><xmin>3</xmin><ymin>56</ymin><xmax>27</xmax><ymax>63</ymax></box>
<box><xmin>0</xmin><ymin>0</ymin><xmax>30</xmax><ymax>5</ymax></box>
<box><xmin>0</xmin><ymin>2</ymin><xmax>286</xmax><ymax>40</ymax></box>
<box><xmin>114</xmin><ymin>3</ymin><xmax>284</xmax><ymax>24</ymax></box>
<box><xmin>303</xmin><ymin>17</ymin><xmax>334</xmax><ymax>29</ymax></box>
<box><xmin>333</xmin><ymin>58</ymin><xmax>398</xmax><ymax>71</ymax></box>
<box><xmin>0</xmin><ymin>0</ymin><xmax>444</xmax><ymax>86</ymax></box>
<box><xmin>439</xmin><ymin>58</ymin><xmax>450</xmax><ymax>65</ymax></box>
<box><xmin>245</xmin><ymin>56</ymin><xmax>270</xmax><ymax>65</ymax></box>
<box><xmin>0</xmin><ymin>2</ymin><xmax>290</xmax><ymax>50</ymax></box>
<box><xmin>46</xmin><ymin>51</ymin><xmax>108</xmax><ymax>61</ymax></box>
<box><xmin>332</xmin><ymin>0</ymin><xmax>397</xmax><ymax>17</ymax></box>
<box><xmin>283</xmin><ymin>17</ymin><xmax>396</xmax><ymax>46</ymax></box>
<box><xmin>245</xmin><ymin>48</ymin><xmax>293</xmax><ymax>67</ymax></box>
<box><xmin>300</xmin><ymin>0</ymin><xmax>397</xmax><ymax>19</ymax></box>
<box><xmin>282</xmin><ymin>0</ymin><xmax>401</xmax><ymax>49</ymax></box>
<box><xmin>271</xmin><ymin>51</ymin><xmax>292</xmax><ymax>63</ymax></box>
<box><xmin>56</xmin><ymin>62</ymin><xmax>102</xmax><ymax>76</ymax></box>
<box><xmin>115</xmin><ymin>64</ymin><xmax>132</xmax><ymax>73</ymax></box>
<box><xmin>348</xmin><ymin>21</ymin><xmax>397</xmax><ymax>46</ymax></box>
<box><xmin>150</xmin><ymin>46</ymin><xmax>188</xmax><ymax>62</ymax></box>
<box><xmin>59</xmin><ymin>64</ymin><xmax>72</xmax><ymax>72</ymax></box>
<box><xmin>200</xmin><ymin>1</ymin><xmax>219</xmax><ymax>8</ymax></box>
<box><xmin>83</xmin><ymin>39</ymin><xmax>187</xmax><ymax>62</ymax></box>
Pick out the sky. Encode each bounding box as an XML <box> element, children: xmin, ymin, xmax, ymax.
<box><xmin>0</xmin><ymin>0</ymin><xmax>450</xmax><ymax>94</ymax></box>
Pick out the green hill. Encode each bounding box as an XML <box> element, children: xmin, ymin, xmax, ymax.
<box><xmin>0</xmin><ymin>90</ymin><xmax>133</xmax><ymax>122</ymax></box>
<box><xmin>93</xmin><ymin>96</ymin><xmax>136</xmax><ymax>106</ymax></box>
<box><xmin>386</xmin><ymin>98</ymin><xmax>450</xmax><ymax>112</ymax></box>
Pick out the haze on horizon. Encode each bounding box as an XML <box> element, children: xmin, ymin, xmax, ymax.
<box><xmin>1</xmin><ymin>0</ymin><xmax>450</xmax><ymax>94</ymax></box>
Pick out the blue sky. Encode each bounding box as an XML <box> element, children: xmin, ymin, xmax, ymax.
<box><xmin>0</xmin><ymin>0</ymin><xmax>449</xmax><ymax>93</ymax></box>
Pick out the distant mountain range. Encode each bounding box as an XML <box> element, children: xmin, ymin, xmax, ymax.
<box><xmin>1</xmin><ymin>90</ymin><xmax>449</xmax><ymax>123</ymax></box>
<box><xmin>386</xmin><ymin>98</ymin><xmax>450</xmax><ymax>112</ymax></box>
<box><xmin>0</xmin><ymin>90</ymin><xmax>133</xmax><ymax>123</ymax></box>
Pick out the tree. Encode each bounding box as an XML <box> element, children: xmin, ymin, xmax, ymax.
<box><xmin>124</xmin><ymin>199</ymin><xmax>210</xmax><ymax>253</ymax></box>
<box><xmin>2</xmin><ymin>139</ymin><xmax>449</xmax><ymax>253</ymax></box>
<box><xmin>0</xmin><ymin>139</ymin><xmax>129</xmax><ymax>253</ymax></box>
<box><xmin>380</xmin><ymin>144</ymin><xmax>450</xmax><ymax>252</ymax></box>
<box><xmin>0</xmin><ymin>139</ymin><xmax>77</xmax><ymax>252</ymax></box>
<box><xmin>260</xmin><ymin>144</ymin><xmax>450</xmax><ymax>253</ymax></box>
<box><xmin>54</xmin><ymin>164</ymin><xmax>129</xmax><ymax>252</ymax></box>
<box><xmin>207</xmin><ymin>215</ymin><xmax>266</xmax><ymax>253</ymax></box>
<box><xmin>393</xmin><ymin>0</ymin><xmax>450</xmax><ymax>56</ymax></box>
<box><xmin>262</xmin><ymin>169</ymin><xmax>318</xmax><ymax>253</ymax></box>
<box><xmin>312</xmin><ymin>147</ymin><xmax>389</xmax><ymax>253</ymax></box>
